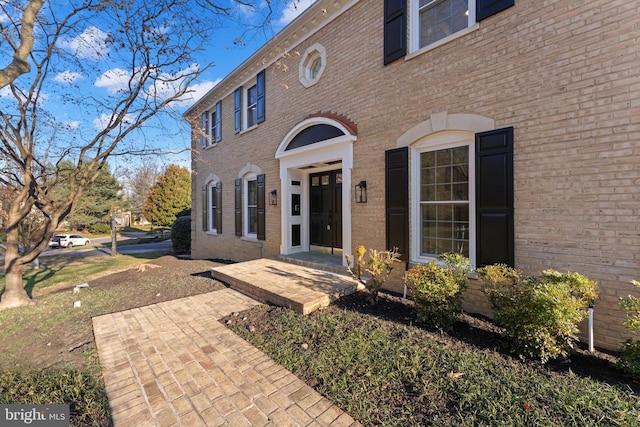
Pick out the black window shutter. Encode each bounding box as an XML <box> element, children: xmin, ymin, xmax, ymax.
<box><xmin>215</xmin><ymin>101</ymin><xmax>222</xmax><ymax>142</ymax></box>
<box><xmin>256</xmin><ymin>70</ymin><xmax>266</xmax><ymax>124</ymax></box>
<box><xmin>202</xmin><ymin>185</ymin><xmax>208</xmax><ymax>231</ymax></box>
<box><xmin>201</xmin><ymin>112</ymin><xmax>207</xmax><ymax>148</ymax></box>
<box><xmin>476</xmin><ymin>0</ymin><xmax>514</xmax><ymax>21</ymax></box>
<box><xmin>384</xmin><ymin>0</ymin><xmax>407</xmax><ymax>65</ymax></box>
<box><xmin>215</xmin><ymin>182</ymin><xmax>222</xmax><ymax>233</ymax></box>
<box><xmin>234</xmin><ymin>87</ymin><xmax>242</xmax><ymax>134</ymax></box>
<box><xmin>385</xmin><ymin>147</ymin><xmax>409</xmax><ymax>261</ymax></box>
<box><xmin>235</xmin><ymin>178</ymin><xmax>242</xmax><ymax>236</ymax></box>
<box><xmin>475</xmin><ymin>126</ymin><xmax>514</xmax><ymax>267</ymax></box>
<box><xmin>256</xmin><ymin>174</ymin><xmax>266</xmax><ymax>240</ymax></box>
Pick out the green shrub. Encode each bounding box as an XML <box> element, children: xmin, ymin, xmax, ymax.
<box><xmin>408</xmin><ymin>253</ymin><xmax>470</xmax><ymax>331</ymax></box>
<box><xmin>87</xmin><ymin>222</ymin><xmax>111</xmax><ymax>234</ymax></box>
<box><xmin>618</xmin><ymin>280</ymin><xmax>640</xmax><ymax>378</ymax></box>
<box><xmin>170</xmin><ymin>215</ymin><xmax>191</xmax><ymax>254</ymax></box>
<box><xmin>478</xmin><ymin>265</ymin><xmax>598</xmax><ymax>363</ymax></box>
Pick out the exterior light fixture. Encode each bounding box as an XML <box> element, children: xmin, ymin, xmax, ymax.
<box><xmin>355</xmin><ymin>180</ymin><xmax>367</xmax><ymax>203</ymax></box>
<box><xmin>269</xmin><ymin>189</ymin><xmax>278</xmax><ymax>205</ymax></box>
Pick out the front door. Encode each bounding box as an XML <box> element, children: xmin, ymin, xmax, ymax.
<box><xmin>310</xmin><ymin>170</ymin><xmax>342</xmax><ymax>250</ymax></box>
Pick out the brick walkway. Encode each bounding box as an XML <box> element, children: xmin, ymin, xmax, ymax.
<box><xmin>93</xmin><ymin>288</ymin><xmax>361</xmax><ymax>426</ymax></box>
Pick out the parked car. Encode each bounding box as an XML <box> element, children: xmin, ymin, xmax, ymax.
<box><xmin>49</xmin><ymin>234</ymin><xmax>91</xmax><ymax>248</ymax></box>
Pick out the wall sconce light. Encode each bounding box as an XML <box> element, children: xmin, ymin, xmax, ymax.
<box><xmin>269</xmin><ymin>189</ymin><xmax>278</xmax><ymax>205</ymax></box>
<box><xmin>355</xmin><ymin>180</ymin><xmax>367</xmax><ymax>203</ymax></box>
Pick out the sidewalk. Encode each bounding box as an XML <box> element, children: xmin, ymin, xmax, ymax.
<box><xmin>93</xmin><ymin>288</ymin><xmax>362</xmax><ymax>426</ymax></box>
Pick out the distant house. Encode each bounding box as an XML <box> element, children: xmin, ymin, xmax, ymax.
<box><xmin>185</xmin><ymin>0</ymin><xmax>639</xmax><ymax>350</ymax></box>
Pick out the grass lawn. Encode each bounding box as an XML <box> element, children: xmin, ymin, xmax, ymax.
<box><xmin>225</xmin><ymin>294</ymin><xmax>640</xmax><ymax>426</ymax></box>
<box><xmin>0</xmin><ymin>255</ymin><xmax>226</xmax><ymax>427</ymax></box>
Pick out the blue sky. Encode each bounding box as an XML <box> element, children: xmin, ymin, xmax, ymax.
<box><xmin>0</xmin><ymin>0</ymin><xmax>315</xmax><ymax>173</ymax></box>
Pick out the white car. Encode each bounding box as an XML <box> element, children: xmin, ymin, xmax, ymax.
<box><xmin>49</xmin><ymin>234</ymin><xmax>91</xmax><ymax>248</ymax></box>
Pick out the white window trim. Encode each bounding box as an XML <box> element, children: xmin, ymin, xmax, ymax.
<box><xmin>204</xmin><ymin>174</ymin><xmax>220</xmax><ymax>234</ymax></box>
<box><xmin>243</xmin><ymin>172</ymin><xmax>258</xmax><ymax>239</ymax></box>
<box><xmin>201</xmin><ymin>112</ymin><xmax>210</xmax><ymax>148</ymax></box>
<box><xmin>244</xmin><ymin>84</ymin><xmax>257</xmax><ymax>130</ymax></box>
<box><xmin>299</xmin><ymin>43</ymin><xmax>327</xmax><ymax>88</ymax></box>
<box><xmin>410</xmin><ymin>131</ymin><xmax>476</xmax><ymax>267</ymax></box>
<box><xmin>209</xmin><ymin>110</ymin><xmax>218</xmax><ymax>147</ymax></box>
<box><xmin>207</xmin><ymin>182</ymin><xmax>218</xmax><ymax>234</ymax></box>
<box><xmin>408</xmin><ymin>0</ymin><xmax>477</xmax><ymax>55</ymax></box>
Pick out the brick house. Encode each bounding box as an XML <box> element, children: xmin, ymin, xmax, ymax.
<box><xmin>185</xmin><ymin>0</ymin><xmax>639</xmax><ymax>350</ymax></box>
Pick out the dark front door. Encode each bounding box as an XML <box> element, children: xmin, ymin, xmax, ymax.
<box><xmin>310</xmin><ymin>170</ymin><xmax>342</xmax><ymax>250</ymax></box>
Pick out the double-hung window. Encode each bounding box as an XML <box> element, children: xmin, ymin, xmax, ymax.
<box><xmin>235</xmin><ymin>173</ymin><xmax>266</xmax><ymax>240</ymax></box>
<box><xmin>234</xmin><ymin>70</ymin><xmax>265</xmax><ymax>133</ymax></box>
<box><xmin>201</xmin><ymin>101</ymin><xmax>221</xmax><ymax>148</ymax></box>
<box><xmin>246</xmin><ymin>177</ymin><xmax>258</xmax><ymax>236</ymax></box>
<box><xmin>411</xmin><ymin>133</ymin><xmax>475</xmax><ymax>264</ymax></box>
<box><xmin>203</xmin><ymin>181</ymin><xmax>222</xmax><ymax>233</ymax></box>
<box><xmin>246</xmin><ymin>84</ymin><xmax>258</xmax><ymax>128</ymax></box>
<box><xmin>384</xmin><ymin>0</ymin><xmax>514</xmax><ymax>63</ymax></box>
<box><xmin>419</xmin><ymin>145</ymin><xmax>470</xmax><ymax>257</ymax></box>
<box><xmin>412</xmin><ymin>0</ymin><xmax>476</xmax><ymax>51</ymax></box>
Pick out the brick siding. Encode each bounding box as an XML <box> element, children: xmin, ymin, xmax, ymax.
<box><xmin>189</xmin><ymin>0</ymin><xmax>640</xmax><ymax>350</ymax></box>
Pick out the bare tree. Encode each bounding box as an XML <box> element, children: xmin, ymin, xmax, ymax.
<box><xmin>0</xmin><ymin>0</ymin><xmax>277</xmax><ymax>309</ymax></box>
<box><xmin>124</xmin><ymin>159</ymin><xmax>161</xmax><ymax>224</ymax></box>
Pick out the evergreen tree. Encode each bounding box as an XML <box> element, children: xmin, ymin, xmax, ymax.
<box><xmin>143</xmin><ymin>165</ymin><xmax>191</xmax><ymax>227</ymax></box>
<box><xmin>58</xmin><ymin>162</ymin><xmax>124</xmax><ymax>229</ymax></box>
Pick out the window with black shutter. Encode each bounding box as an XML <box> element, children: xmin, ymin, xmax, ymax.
<box><xmin>384</xmin><ymin>0</ymin><xmax>407</xmax><ymax>65</ymax></box>
<box><xmin>235</xmin><ymin>178</ymin><xmax>242</xmax><ymax>236</ymax></box>
<box><xmin>476</xmin><ymin>0</ymin><xmax>514</xmax><ymax>22</ymax></box>
<box><xmin>475</xmin><ymin>127</ymin><xmax>514</xmax><ymax>267</ymax></box>
<box><xmin>256</xmin><ymin>70</ymin><xmax>266</xmax><ymax>124</ymax></box>
<box><xmin>215</xmin><ymin>182</ymin><xmax>222</xmax><ymax>233</ymax></box>
<box><xmin>385</xmin><ymin>147</ymin><xmax>409</xmax><ymax>260</ymax></box>
<box><xmin>234</xmin><ymin>88</ymin><xmax>242</xmax><ymax>134</ymax></box>
<box><xmin>256</xmin><ymin>174</ymin><xmax>265</xmax><ymax>240</ymax></box>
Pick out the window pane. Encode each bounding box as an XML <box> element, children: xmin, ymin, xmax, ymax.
<box><xmin>248</xmin><ymin>207</ymin><xmax>257</xmax><ymax>233</ymax></box>
<box><xmin>247</xmin><ymin>85</ymin><xmax>257</xmax><ymax>127</ymax></box>
<box><xmin>420</xmin><ymin>145</ymin><xmax>469</xmax><ymax>258</ymax></box>
<box><xmin>210</xmin><ymin>111</ymin><xmax>216</xmax><ymax>140</ymax></box>
<box><xmin>420</xmin><ymin>0</ymin><xmax>469</xmax><ymax>48</ymax></box>
<box><xmin>211</xmin><ymin>187</ymin><xmax>217</xmax><ymax>230</ymax></box>
<box><xmin>247</xmin><ymin>180</ymin><xmax>257</xmax><ymax>205</ymax></box>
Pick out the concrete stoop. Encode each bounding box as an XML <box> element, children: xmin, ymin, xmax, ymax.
<box><xmin>211</xmin><ymin>258</ymin><xmax>363</xmax><ymax>315</ymax></box>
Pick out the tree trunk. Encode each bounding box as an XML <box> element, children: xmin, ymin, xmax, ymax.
<box><xmin>0</xmin><ymin>260</ymin><xmax>31</xmax><ymax>309</ymax></box>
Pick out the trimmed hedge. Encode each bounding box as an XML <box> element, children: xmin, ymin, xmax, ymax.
<box><xmin>170</xmin><ymin>215</ymin><xmax>191</xmax><ymax>254</ymax></box>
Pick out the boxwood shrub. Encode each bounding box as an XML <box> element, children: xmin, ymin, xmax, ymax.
<box><xmin>478</xmin><ymin>265</ymin><xmax>598</xmax><ymax>363</ymax></box>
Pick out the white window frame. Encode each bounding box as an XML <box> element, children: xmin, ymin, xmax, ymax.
<box><xmin>210</xmin><ymin>110</ymin><xmax>217</xmax><ymax>146</ymax></box>
<box><xmin>204</xmin><ymin>175</ymin><xmax>220</xmax><ymax>234</ymax></box>
<box><xmin>201</xmin><ymin>111</ymin><xmax>209</xmax><ymax>148</ymax></box>
<box><xmin>411</xmin><ymin>131</ymin><xmax>476</xmax><ymax>266</ymax></box>
<box><xmin>244</xmin><ymin>173</ymin><xmax>258</xmax><ymax>238</ymax></box>
<box><xmin>299</xmin><ymin>43</ymin><xmax>327</xmax><ymax>88</ymax></box>
<box><xmin>244</xmin><ymin>84</ymin><xmax>258</xmax><ymax>130</ymax></box>
<box><xmin>208</xmin><ymin>182</ymin><xmax>218</xmax><ymax>233</ymax></box>
<box><xmin>409</xmin><ymin>0</ymin><xmax>477</xmax><ymax>55</ymax></box>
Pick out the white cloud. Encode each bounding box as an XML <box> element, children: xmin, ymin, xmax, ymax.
<box><xmin>175</xmin><ymin>79</ymin><xmax>221</xmax><ymax>107</ymax></box>
<box><xmin>93</xmin><ymin>112</ymin><xmax>135</xmax><ymax>131</ymax></box>
<box><xmin>278</xmin><ymin>0</ymin><xmax>316</xmax><ymax>25</ymax></box>
<box><xmin>59</xmin><ymin>26</ymin><xmax>110</xmax><ymax>60</ymax></box>
<box><xmin>94</xmin><ymin>68</ymin><xmax>132</xmax><ymax>94</ymax></box>
<box><xmin>60</xmin><ymin>120</ymin><xmax>80</xmax><ymax>130</ymax></box>
<box><xmin>53</xmin><ymin>71</ymin><xmax>84</xmax><ymax>84</ymax></box>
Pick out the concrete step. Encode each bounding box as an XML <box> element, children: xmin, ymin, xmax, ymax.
<box><xmin>211</xmin><ymin>258</ymin><xmax>362</xmax><ymax>315</ymax></box>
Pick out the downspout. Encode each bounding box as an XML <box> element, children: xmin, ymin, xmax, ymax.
<box><xmin>588</xmin><ymin>300</ymin><xmax>595</xmax><ymax>352</ymax></box>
